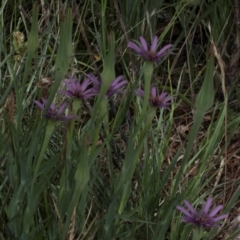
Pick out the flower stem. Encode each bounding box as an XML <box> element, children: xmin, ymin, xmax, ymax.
<box><xmin>192</xmin><ymin>227</ymin><xmax>204</xmax><ymax>240</ymax></box>
<box><xmin>66</xmin><ymin>99</ymin><xmax>81</xmax><ymax>158</ymax></box>
<box><xmin>142</xmin><ymin>61</ymin><xmax>154</xmax><ymax>115</ymax></box>
<box><xmin>30</xmin><ymin>121</ymin><xmax>55</xmax><ymax>194</ymax></box>
<box><xmin>91</xmin><ymin>97</ymin><xmax>108</xmax><ymax>154</ymax></box>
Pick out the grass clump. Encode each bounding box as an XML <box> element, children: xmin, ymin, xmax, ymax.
<box><xmin>0</xmin><ymin>0</ymin><xmax>240</xmax><ymax>239</ymax></box>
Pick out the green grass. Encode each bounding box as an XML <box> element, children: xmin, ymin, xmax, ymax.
<box><xmin>0</xmin><ymin>0</ymin><xmax>239</xmax><ymax>239</ymax></box>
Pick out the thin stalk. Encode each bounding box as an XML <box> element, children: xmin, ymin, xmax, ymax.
<box><xmin>30</xmin><ymin>121</ymin><xmax>55</xmax><ymax>194</ymax></box>
<box><xmin>142</xmin><ymin>61</ymin><xmax>154</xmax><ymax>115</ymax></box>
<box><xmin>66</xmin><ymin>99</ymin><xmax>81</xmax><ymax>158</ymax></box>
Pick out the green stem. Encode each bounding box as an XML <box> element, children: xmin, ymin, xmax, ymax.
<box><xmin>66</xmin><ymin>99</ymin><xmax>81</xmax><ymax>158</ymax></box>
<box><xmin>64</xmin><ymin>99</ymin><xmax>81</xmax><ymax>191</ymax></box>
<box><xmin>31</xmin><ymin>121</ymin><xmax>55</xmax><ymax>194</ymax></box>
<box><xmin>117</xmin><ymin>107</ymin><xmax>156</xmax><ymax>213</ymax></box>
<box><xmin>92</xmin><ymin>97</ymin><xmax>108</xmax><ymax>154</ymax></box>
<box><xmin>142</xmin><ymin>61</ymin><xmax>154</xmax><ymax>115</ymax></box>
<box><xmin>192</xmin><ymin>227</ymin><xmax>204</xmax><ymax>240</ymax></box>
<box><xmin>145</xmin><ymin>106</ymin><xmax>156</xmax><ymax>127</ymax></box>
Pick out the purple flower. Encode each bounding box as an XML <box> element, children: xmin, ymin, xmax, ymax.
<box><xmin>176</xmin><ymin>198</ymin><xmax>228</xmax><ymax>228</ymax></box>
<box><xmin>60</xmin><ymin>76</ymin><xmax>98</xmax><ymax>100</ymax></box>
<box><xmin>128</xmin><ymin>36</ymin><xmax>173</xmax><ymax>62</ymax></box>
<box><xmin>136</xmin><ymin>86</ymin><xmax>173</xmax><ymax>108</ymax></box>
<box><xmin>87</xmin><ymin>74</ymin><xmax>128</xmax><ymax>97</ymax></box>
<box><xmin>35</xmin><ymin>98</ymin><xmax>77</xmax><ymax>121</ymax></box>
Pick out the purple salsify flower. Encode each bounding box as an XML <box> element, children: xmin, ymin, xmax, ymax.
<box><xmin>60</xmin><ymin>76</ymin><xmax>98</xmax><ymax>100</ymax></box>
<box><xmin>128</xmin><ymin>36</ymin><xmax>173</xmax><ymax>62</ymax></box>
<box><xmin>35</xmin><ymin>98</ymin><xmax>77</xmax><ymax>121</ymax></box>
<box><xmin>87</xmin><ymin>74</ymin><xmax>128</xmax><ymax>97</ymax></box>
<box><xmin>176</xmin><ymin>198</ymin><xmax>229</xmax><ymax>228</ymax></box>
<box><xmin>86</xmin><ymin>73</ymin><xmax>100</xmax><ymax>89</ymax></box>
<box><xmin>136</xmin><ymin>86</ymin><xmax>173</xmax><ymax>108</ymax></box>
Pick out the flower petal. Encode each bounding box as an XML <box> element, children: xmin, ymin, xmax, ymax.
<box><xmin>136</xmin><ymin>88</ymin><xmax>145</xmax><ymax>97</ymax></box>
<box><xmin>57</xmin><ymin>102</ymin><xmax>67</xmax><ymax>115</ymax></box>
<box><xmin>111</xmin><ymin>80</ymin><xmax>127</xmax><ymax>90</ymax></box>
<box><xmin>184</xmin><ymin>200</ymin><xmax>197</xmax><ymax>215</ymax></box>
<box><xmin>63</xmin><ymin>115</ymin><xmax>78</xmax><ymax>120</ymax></box>
<box><xmin>49</xmin><ymin>102</ymin><xmax>56</xmax><ymax>112</ymax></box>
<box><xmin>41</xmin><ymin>98</ymin><xmax>47</xmax><ymax>105</ymax></box>
<box><xmin>158</xmin><ymin>92</ymin><xmax>168</xmax><ymax>100</ymax></box>
<box><xmin>87</xmin><ymin>73</ymin><xmax>101</xmax><ymax>88</ymax></box>
<box><xmin>208</xmin><ymin>205</ymin><xmax>223</xmax><ymax>217</ymax></box>
<box><xmin>112</xmin><ymin>75</ymin><xmax>124</xmax><ymax>86</ymax></box>
<box><xmin>202</xmin><ymin>198</ymin><xmax>213</xmax><ymax>214</ymax></box>
<box><xmin>213</xmin><ymin>213</ymin><xmax>228</xmax><ymax>222</ymax></box>
<box><xmin>81</xmin><ymin>78</ymin><xmax>90</xmax><ymax>91</ymax></box>
<box><xmin>34</xmin><ymin>100</ymin><xmax>44</xmax><ymax>111</ymax></box>
<box><xmin>182</xmin><ymin>216</ymin><xmax>194</xmax><ymax>223</ymax></box>
<box><xmin>150</xmin><ymin>36</ymin><xmax>158</xmax><ymax>52</ymax></box>
<box><xmin>139</xmin><ymin>36</ymin><xmax>148</xmax><ymax>52</ymax></box>
<box><xmin>156</xmin><ymin>44</ymin><xmax>173</xmax><ymax>59</ymax></box>
<box><xmin>163</xmin><ymin>97</ymin><xmax>173</xmax><ymax>105</ymax></box>
<box><xmin>151</xmin><ymin>87</ymin><xmax>157</xmax><ymax>97</ymax></box>
<box><xmin>176</xmin><ymin>206</ymin><xmax>193</xmax><ymax>218</ymax></box>
<box><xmin>127</xmin><ymin>42</ymin><xmax>142</xmax><ymax>55</ymax></box>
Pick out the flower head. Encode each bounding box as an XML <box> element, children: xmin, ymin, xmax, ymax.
<box><xmin>128</xmin><ymin>36</ymin><xmax>173</xmax><ymax>62</ymax></box>
<box><xmin>87</xmin><ymin>74</ymin><xmax>128</xmax><ymax>97</ymax></box>
<box><xmin>60</xmin><ymin>76</ymin><xmax>98</xmax><ymax>100</ymax></box>
<box><xmin>176</xmin><ymin>198</ymin><xmax>228</xmax><ymax>228</ymax></box>
<box><xmin>35</xmin><ymin>98</ymin><xmax>76</xmax><ymax>121</ymax></box>
<box><xmin>136</xmin><ymin>86</ymin><xmax>173</xmax><ymax>108</ymax></box>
